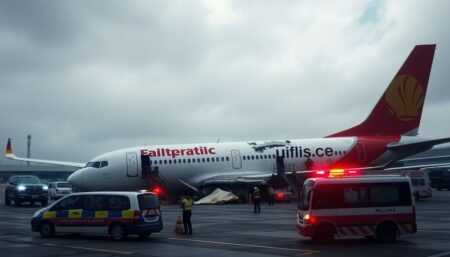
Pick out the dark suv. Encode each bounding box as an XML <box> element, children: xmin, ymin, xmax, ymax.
<box><xmin>5</xmin><ymin>175</ymin><xmax>48</xmax><ymax>206</ymax></box>
<box><xmin>427</xmin><ymin>169</ymin><xmax>450</xmax><ymax>191</ymax></box>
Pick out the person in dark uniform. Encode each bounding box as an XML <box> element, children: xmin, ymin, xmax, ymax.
<box><xmin>267</xmin><ymin>185</ymin><xmax>274</xmax><ymax>206</ymax></box>
<box><xmin>253</xmin><ymin>187</ymin><xmax>261</xmax><ymax>213</ymax></box>
<box><xmin>181</xmin><ymin>195</ymin><xmax>193</xmax><ymax>234</ymax></box>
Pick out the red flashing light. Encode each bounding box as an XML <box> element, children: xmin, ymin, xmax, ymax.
<box><xmin>304</xmin><ymin>214</ymin><xmax>316</xmax><ymax>224</ymax></box>
<box><xmin>152</xmin><ymin>187</ymin><xmax>162</xmax><ymax>195</ymax></box>
<box><xmin>345</xmin><ymin>169</ymin><xmax>360</xmax><ymax>176</ymax></box>
<box><xmin>276</xmin><ymin>193</ymin><xmax>284</xmax><ymax>199</ymax></box>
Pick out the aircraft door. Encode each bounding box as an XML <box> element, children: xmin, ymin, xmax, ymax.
<box><xmin>357</xmin><ymin>142</ymin><xmax>366</xmax><ymax>162</ymax></box>
<box><xmin>231</xmin><ymin>150</ymin><xmax>242</xmax><ymax>169</ymax></box>
<box><xmin>126</xmin><ymin>152</ymin><xmax>138</xmax><ymax>177</ymax></box>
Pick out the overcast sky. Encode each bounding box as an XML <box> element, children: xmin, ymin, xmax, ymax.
<box><xmin>1</xmin><ymin>0</ymin><xmax>450</xmax><ymax>164</ymax></box>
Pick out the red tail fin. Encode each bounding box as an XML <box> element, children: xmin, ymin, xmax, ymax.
<box><xmin>329</xmin><ymin>44</ymin><xmax>436</xmax><ymax>137</ymax></box>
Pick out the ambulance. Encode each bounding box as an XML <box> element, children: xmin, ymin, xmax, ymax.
<box><xmin>31</xmin><ymin>191</ymin><xmax>163</xmax><ymax>240</ymax></box>
<box><xmin>297</xmin><ymin>174</ymin><xmax>416</xmax><ymax>243</ymax></box>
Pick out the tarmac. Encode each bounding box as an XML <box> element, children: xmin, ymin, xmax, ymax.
<box><xmin>1</xmin><ymin>187</ymin><xmax>450</xmax><ymax>257</ymax></box>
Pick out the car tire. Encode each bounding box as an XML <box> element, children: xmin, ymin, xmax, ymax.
<box><xmin>40</xmin><ymin>221</ymin><xmax>55</xmax><ymax>238</ymax></box>
<box><xmin>138</xmin><ymin>232</ymin><xmax>151</xmax><ymax>239</ymax></box>
<box><xmin>312</xmin><ymin>224</ymin><xmax>335</xmax><ymax>243</ymax></box>
<box><xmin>5</xmin><ymin>194</ymin><xmax>11</xmax><ymax>206</ymax></box>
<box><xmin>376</xmin><ymin>222</ymin><xmax>397</xmax><ymax>243</ymax></box>
<box><xmin>110</xmin><ymin>223</ymin><xmax>128</xmax><ymax>241</ymax></box>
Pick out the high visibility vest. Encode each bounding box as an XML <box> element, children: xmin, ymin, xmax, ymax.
<box><xmin>254</xmin><ymin>190</ymin><xmax>260</xmax><ymax>199</ymax></box>
<box><xmin>267</xmin><ymin>187</ymin><xmax>273</xmax><ymax>195</ymax></box>
<box><xmin>183</xmin><ymin>199</ymin><xmax>193</xmax><ymax>211</ymax></box>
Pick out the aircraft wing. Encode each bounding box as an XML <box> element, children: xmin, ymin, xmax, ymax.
<box><xmin>5</xmin><ymin>138</ymin><xmax>86</xmax><ymax>168</ymax></box>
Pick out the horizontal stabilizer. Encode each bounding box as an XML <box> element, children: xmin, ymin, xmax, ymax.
<box><xmin>388</xmin><ymin>137</ymin><xmax>450</xmax><ymax>152</ymax></box>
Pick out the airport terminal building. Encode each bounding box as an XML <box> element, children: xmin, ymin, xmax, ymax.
<box><xmin>0</xmin><ymin>164</ymin><xmax>78</xmax><ymax>183</ymax></box>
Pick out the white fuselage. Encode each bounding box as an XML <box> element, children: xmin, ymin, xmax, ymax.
<box><xmin>68</xmin><ymin>137</ymin><xmax>360</xmax><ymax>192</ymax></box>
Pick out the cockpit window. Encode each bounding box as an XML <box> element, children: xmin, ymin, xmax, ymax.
<box><xmin>85</xmin><ymin>161</ymin><xmax>108</xmax><ymax>168</ymax></box>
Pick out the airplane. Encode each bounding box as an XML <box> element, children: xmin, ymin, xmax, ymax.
<box><xmin>6</xmin><ymin>44</ymin><xmax>450</xmax><ymax>199</ymax></box>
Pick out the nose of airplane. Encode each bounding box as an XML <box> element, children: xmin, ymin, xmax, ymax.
<box><xmin>68</xmin><ymin>169</ymin><xmax>84</xmax><ymax>190</ymax></box>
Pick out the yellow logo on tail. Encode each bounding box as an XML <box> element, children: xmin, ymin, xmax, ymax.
<box><xmin>384</xmin><ymin>75</ymin><xmax>424</xmax><ymax>121</ymax></box>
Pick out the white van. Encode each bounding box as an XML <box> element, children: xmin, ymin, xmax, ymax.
<box><xmin>297</xmin><ymin>175</ymin><xmax>416</xmax><ymax>243</ymax></box>
<box><xmin>31</xmin><ymin>191</ymin><xmax>162</xmax><ymax>240</ymax></box>
<box><xmin>404</xmin><ymin>170</ymin><xmax>432</xmax><ymax>199</ymax></box>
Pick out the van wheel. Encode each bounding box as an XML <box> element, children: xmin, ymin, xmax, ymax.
<box><xmin>138</xmin><ymin>232</ymin><xmax>151</xmax><ymax>239</ymax></box>
<box><xmin>376</xmin><ymin>223</ymin><xmax>397</xmax><ymax>243</ymax></box>
<box><xmin>110</xmin><ymin>224</ymin><xmax>128</xmax><ymax>241</ymax></box>
<box><xmin>40</xmin><ymin>221</ymin><xmax>55</xmax><ymax>238</ymax></box>
<box><xmin>312</xmin><ymin>224</ymin><xmax>335</xmax><ymax>243</ymax></box>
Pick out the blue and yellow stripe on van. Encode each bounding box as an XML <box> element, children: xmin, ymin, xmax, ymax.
<box><xmin>41</xmin><ymin>210</ymin><xmax>135</xmax><ymax>219</ymax></box>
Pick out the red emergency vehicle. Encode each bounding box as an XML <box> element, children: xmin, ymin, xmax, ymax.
<box><xmin>297</xmin><ymin>175</ymin><xmax>416</xmax><ymax>243</ymax></box>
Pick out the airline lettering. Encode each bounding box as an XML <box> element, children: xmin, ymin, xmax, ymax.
<box><xmin>278</xmin><ymin>146</ymin><xmax>335</xmax><ymax>158</ymax></box>
<box><xmin>140</xmin><ymin>146</ymin><xmax>216</xmax><ymax>158</ymax></box>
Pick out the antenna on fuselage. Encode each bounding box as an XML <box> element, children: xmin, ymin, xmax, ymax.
<box><xmin>216</xmin><ymin>137</ymin><xmax>221</xmax><ymax>143</ymax></box>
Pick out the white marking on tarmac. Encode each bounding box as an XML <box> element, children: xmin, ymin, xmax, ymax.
<box><xmin>169</xmin><ymin>237</ymin><xmax>319</xmax><ymax>254</ymax></box>
<box><xmin>418</xmin><ymin>229</ymin><xmax>450</xmax><ymax>234</ymax></box>
<box><xmin>0</xmin><ymin>221</ymin><xmax>27</xmax><ymax>226</ymax></box>
<box><xmin>426</xmin><ymin>251</ymin><xmax>450</xmax><ymax>257</ymax></box>
<box><xmin>42</xmin><ymin>244</ymin><xmax>133</xmax><ymax>255</ymax></box>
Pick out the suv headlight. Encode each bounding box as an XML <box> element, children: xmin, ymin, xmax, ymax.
<box><xmin>17</xmin><ymin>185</ymin><xmax>26</xmax><ymax>191</ymax></box>
<box><xmin>42</xmin><ymin>185</ymin><xmax>48</xmax><ymax>190</ymax></box>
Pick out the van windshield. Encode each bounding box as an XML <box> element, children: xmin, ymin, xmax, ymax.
<box><xmin>138</xmin><ymin>194</ymin><xmax>160</xmax><ymax>210</ymax></box>
<box><xmin>299</xmin><ymin>184</ymin><xmax>314</xmax><ymax>210</ymax></box>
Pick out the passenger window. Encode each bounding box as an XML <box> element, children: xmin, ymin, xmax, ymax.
<box><xmin>183</xmin><ymin>159</ymin><xmax>186</xmax><ymax>163</ymax></box>
<box><xmin>226</xmin><ymin>157</ymin><xmax>230</xmax><ymax>161</ymax></box>
<box><xmin>370</xmin><ymin>185</ymin><xmax>400</xmax><ymax>204</ymax></box>
<box><xmin>216</xmin><ymin>157</ymin><xmax>219</xmax><ymax>162</ymax></box>
<box><xmin>55</xmin><ymin>195</ymin><xmax>84</xmax><ymax>210</ymax></box>
<box><xmin>164</xmin><ymin>160</ymin><xmax>167</xmax><ymax>164</ymax></box>
<box><xmin>343</xmin><ymin>186</ymin><xmax>369</xmax><ymax>206</ymax></box>
<box><xmin>188</xmin><ymin>159</ymin><xmax>191</xmax><ymax>163</ymax></box>
<box><xmin>243</xmin><ymin>156</ymin><xmax>246</xmax><ymax>160</ymax></box>
<box><xmin>207</xmin><ymin>158</ymin><xmax>210</xmax><ymax>162</ymax></box>
<box><xmin>107</xmin><ymin>195</ymin><xmax>130</xmax><ymax>210</ymax></box>
<box><xmin>84</xmin><ymin>195</ymin><xmax>107</xmax><ymax>211</ymax></box>
<box><xmin>92</xmin><ymin>162</ymin><xmax>100</xmax><ymax>168</ymax></box>
<box><xmin>211</xmin><ymin>158</ymin><xmax>215</xmax><ymax>162</ymax></box>
<box><xmin>197</xmin><ymin>158</ymin><xmax>201</xmax><ymax>163</ymax></box>
<box><xmin>192</xmin><ymin>159</ymin><xmax>196</xmax><ymax>163</ymax></box>
<box><xmin>221</xmin><ymin>157</ymin><xmax>225</xmax><ymax>162</ymax></box>
<box><xmin>100</xmin><ymin>161</ymin><xmax>108</xmax><ymax>168</ymax></box>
